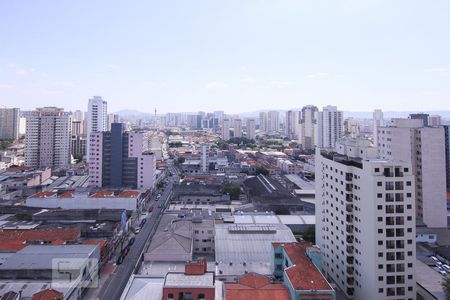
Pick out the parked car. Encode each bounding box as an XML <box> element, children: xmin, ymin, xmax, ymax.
<box><xmin>129</xmin><ymin>237</ymin><xmax>136</xmax><ymax>246</ymax></box>
<box><xmin>148</xmin><ymin>206</ymin><xmax>154</xmax><ymax>212</ymax></box>
<box><xmin>430</xmin><ymin>256</ymin><xmax>439</xmax><ymax>262</ymax></box>
<box><xmin>122</xmin><ymin>246</ymin><xmax>130</xmax><ymax>256</ymax></box>
<box><xmin>116</xmin><ymin>255</ymin><xmax>124</xmax><ymax>265</ymax></box>
<box><xmin>135</xmin><ymin>228</ymin><xmax>141</xmax><ymax>234</ymax></box>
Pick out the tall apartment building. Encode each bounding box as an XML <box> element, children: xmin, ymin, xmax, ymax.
<box><xmin>428</xmin><ymin>115</ymin><xmax>441</xmax><ymax>127</ymax></box>
<box><xmin>267</xmin><ymin>110</ymin><xmax>279</xmax><ymax>133</ymax></box>
<box><xmin>88</xmin><ymin>123</ymin><xmax>156</xmax><ymax>189</ymax></box>
<box><xmin>445</xmin><ymin>125</ymin><xmax>450</xmax><ymax>192</ymax></box>
<box><xmin>316</xmin><ymin>138</ymin><xmax>416</xmax><ymax>300</ymax></box>
<box><xmin>284</xmin><ymin>110</ymin><xmax>298</xmax><ymax>139</ymax></box>
<box><xmin>317</xmin><ymin>105</ymin><xmax>343</xmax><ymax>148</ymax></box>
<box><xmin>221</xmin><ymin>119</ymin><xmax>230</xmax><ymax>141</ymax></box>
<box><xmin>373</xmin><ymin>109</ymin><xmax>384</xmax><ymax>148</ymax></box>
<box><xmin>299</xmin><ymin>105</ymin><xmax>319</xmax><ymax>150</ymax></box>
<box><xmin>409</xmin><ymin>113</ymin><xmax>429</xmax><ymax>127</ymax></box>
<box><xmin>259</xmin><ymin>112</ymin><xmax>268</xmax><ymax>133</ymax></box>
<box><xmin>233</xmin><ymin>119</ymin><xmax>242</xmax><ymax>138</ymax></box>
<box><xmin>200</xmin><ymin>144</ymin><xmax>209</xmax><ymax>173</ymax></box>
<box><xmin>246</xmin><ymin>119</ymin><xmax>256</xmax><ymax>140</ymax></box>
<box><xmin>87</xmin><ymin>96</ymin><xmax>108</xmax><ymax>160</ymax></box>
<box><xmin>107</xmin><ymin>113</ymin><xmax>119</xmax><ymax>131</ymax></box>
<box><xmin>25</xmin><ymin>107</ymin><xmax>72</xmax><ymax>169</ymax></box>
<box><xmin>0</xmin><ymin>108</ymin><xmax>20</xmax><ymax>140</ymax></box>
<box><xmin>378</xmin><ymin>118</ymin><xmax>447</xmax><ymax>228</ymax></box>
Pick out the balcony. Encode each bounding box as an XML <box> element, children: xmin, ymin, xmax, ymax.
<box><xmin>347</xmin><ymin>256</ymin><xmax>354</xmax><ymax>265</ymax></box>
<box><xmin>346</xmin><ymin>246</ymin><xmax>354</xmax><ymax>254</ymax></box>
<box><xmin>346</xmin><ymin>225</ymin><xmax>354</xmax><ymax>234</ymax></box>
<box><xmin>346</xmin><ymin>267</ymin><xmax>354</xmax><ymax>275</ymax></box>
<box><xmin>346</xmin><ymin>184</ymin><xmax>353</xmax><ymax>192</ymax></box>
<box><xmin>345</xmin><ymin>173</ymin><xmax>353</xmax><ymax>181</ymax></box>
<box><xmin>346</xmin><ymin>204</ymin><xmax>353</xmax><ymax>213</ymax></box>
<box><xmin>346</xmin><ymin>235</ymin><xmax>354</xmax><ymax>244</ymax></box>
<box><xmin>346</xmin><ymin>214</ymin><xmax>353</xmax><ymax>224</ymax></box>
<box><xmin>345</xmin><ymin>194</ymin><xmax>353</xmax><ymax>203</ymax></box>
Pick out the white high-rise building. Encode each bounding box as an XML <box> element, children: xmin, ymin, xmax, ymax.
<box><xmin>87</xmin><ymin>96</ymin><xmax>108</xmax><ymax>160</ymax></box>
<box><xmin>259</xmin><ymin>112</ymin><xmax>268</xmax><ymax>133</ymax></box>
<box><xmin>200</xmin><ymin>143</ymin><xmax>209</xmax><ymax>173</ymax></box>
<box><xmin>316</xmin><ymin>137</ymin><xmax>416</xmax><ymax>300</ymax></box>
<box><xmin>299</xmin><ymin>105</ymin><xmax>319</xmax><ymax>150</ymax></box>
<box><xmin>378</xmin><ymin>118</ymin><xmax>447</xmax><ymax>228</ymax></box>
<box><xmin>221</xmin><ymin>119</ymin><xmax>230</xmax><ymax>141</ymax></box>
<box><xmin>318</xmin><ymin>105</ymin><xmax>343</xmax><ymax>148</ymax></box>
<box><xmin>373</xmin><ymin>109</ymin><xmax>384</xmax><ymax>147</ymax></box>
<box><xmin>233</xmin><ymin>119</ymin><xmax>242</xmax><ymax>138</ymax></box>
<box><xmin>285</xmin><ymin>110</ymin><xmax>298</xmax><ymax>139</ymax></box>
<box><xmin>246</xmin><ymin>119</ymin><xmax>256</xmax><ymax>140</ymax></box>
<box><xmin>267</xmin><ymin>110</ymin><xmax>279</xmax><ymax>133</ymax></box>
<box><xmin>0</xmin><ymin>108</ymin><xmax>20</xmax><ymax>140</ymax></box>
<box><xmin>73</xmin><ymin>110</ymin><xmax>84</xmax><ymax>122</ymax></box>
<box><xmin>107</xmin><ymin>113</ymin><xmax>119</xmax><ymax>131</ymax></box>
<box><xmin>25</xmin><ymin>107</ymin><xmax>72</xmax><ymax>169</ymax></box>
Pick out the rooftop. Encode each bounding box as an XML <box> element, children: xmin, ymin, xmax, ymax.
<box><xmin>225</xmin><ymin>273</ymin><xmax>290</xmax><ymax>300</ymax></box>
<box><xmin>29</xmin><ymin>190</ymin><xmax>142</xmax><ymax>199</ymax></box>
<box><xmin>0</xmin><ymin>228</ymin><xmax>80</xmax><ymax>244</ymax></box>
<box><xmin>273</xmin><ymin>242</ymin><xmax>333</xmax><ymax>292</ymax></box>
<box><xmin>164</xmin><ymin>272</ymin><xmax>214</xmax><ymax>288</ymax></box>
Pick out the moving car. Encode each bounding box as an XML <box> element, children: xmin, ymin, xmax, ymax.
<box><xmin>116</xmin><ymin>255</ymin><xmax>124</xmax><ymax>265</ymax></box>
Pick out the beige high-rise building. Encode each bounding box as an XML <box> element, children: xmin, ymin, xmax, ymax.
<box><xmin>378</xmin><ymin>118</ymin><xmax>447</xmax><ymax>228</ymax></box>
<box><xmin>246</xmin><ymin>119</ymin><xmax>256</xmax><ymax>140</ymax></box>
<box><xmin>221</xmin><ymin>119</ymin><xmax>230</xmax><ymax>141</ymax></box>
<box><xmin>373</xmin><ymin>109</ymin><xmax>384</xmax><ymax>147</ymax></box>
<box><xmin>267</xmin><ymin>110</ymin><xmax>279</xmax><ymax>133</ymax></box>
<box><xmin>233</xmin><ymin>119</ymin><xmax>242</xmax><ymax>138</ymax></box>
<box><xmin>316</xmin><ymin>137</ymin><xmax>416</xmax><ymax>300</ymax></box>
<box><xmin>25</xmin><ymin>107</ymin><xmax>72</xmax><ymax>169</ymax></box>
<box><xmin>259</xmin><ymin>112</ymin><xmax>268</xmax><ymax>133</ymax></box>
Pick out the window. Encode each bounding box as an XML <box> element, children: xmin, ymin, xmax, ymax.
<box><xmin>168</xmin><ymin>293</ymin><xmax>174</xmax><ymax>300</ymax></box>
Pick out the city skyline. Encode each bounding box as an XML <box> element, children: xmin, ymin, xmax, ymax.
<box><xmin>1</xmin><ymin>0</ymin><xmax>450</xmax><ymax>113</ymax></box>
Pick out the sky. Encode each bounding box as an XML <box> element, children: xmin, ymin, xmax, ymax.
<box><xmin>0</xmin><ymin>0</ymin><xmax>449</xmax><ymax>114</ymax></box>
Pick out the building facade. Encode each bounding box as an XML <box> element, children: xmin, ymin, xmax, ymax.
<box><xmin>378</xmin><ymin>118</ymin><xmax>447</xmax><ymax>228</ymax></box>
<box><xmin>299</xmin><ymin>105</ymin><xmax>319</xmax><ymax>150</ymax></box>
<box><xmin>221</xmin><ymin>119</ymin><xmax>230</xmax><ymax>141</ymax></box>
<box><xmin>88</xmin><ymin>123</ymin><xmax>156</xmax><ymax>189</ymax></box>
<box><xmin>87</xmin><ymin>96</ymin><xmax>108</xmax><ymax>160</ymax></box>
<box><xmin>233</xmin><ymin>119</ymin><xmax>242</xmax><ymax>138</ymax></box>
<box><xmin>25</xmin><ymin>107</ymin><xmax>72</xmax><ymax>169</ymax></box>
<box><xmin>0</xmin><ymin>108</ymin><xmax>20</xmax><ymax>140</ymax></box>
<box><xmin>246</xmin><ymin>119</ymin><xmax>256</xmax><ymax>140</ymax></box>
<box><xmin>317</xmin><ymin>105</ymin><xmax>343</xmax><ymax>149</ymax></box>
<box><xmin>316</xmin><ymin>138</ymin><xmax>416</xmax><ymax>300</ymax></box>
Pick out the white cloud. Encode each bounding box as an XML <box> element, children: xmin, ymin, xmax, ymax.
<box><xmin>108</xmin><ymin>64</ymin><xmax>121</xmax><ymax>70</ymax></box>
<box><xmin>268</xmin><ymin>80</ymin><xmax>292</xmax><ymax>88</ymax></box>
<box><xmin>205</xmin><ymin>81</ymin><xmax>229</xmax><ymax>90</ymax></box>
<box><xmin>8</xmin><ymin>63</ymin><xmax>31</xmax><ymax>75</ymax></box>
<box><xmin>306</xmin><ymin>72</ymin><xmax>330</xmax><ymax>79</ymax></box>
<box><xmin>424</xmin><ymin>67</ymin><xmax>449</xmax><ymax>73</ymax></box>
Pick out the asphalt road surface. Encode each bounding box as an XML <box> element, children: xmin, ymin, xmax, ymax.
<box><xmin>99</xmin><ymin>178</ymin><xmax>175</xmax><ymax>300</ymax></box>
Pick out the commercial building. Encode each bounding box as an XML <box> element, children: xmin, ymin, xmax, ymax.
<box><xmin>316</xmin><ymin>138</ymin><xmax>416</xmax><ymax>300</ymax></box>
<box><xmin>88</xmin><ymin>123</ymin><xmax>156</xmax><ymax>190</ymax></box>
<box><xmin>245</xmin><ymin>119</ymin><xmax>256</xmax><ymax>140</ymax></box>
<box><xmin>27</xmin><ymin>190</ymin><xmax>145</xmax><ymax>211</ymax></box>
<box><xmin>0</xmin><ymin>108</ymin><xmax>20</xmax><ymax>140</ymax></box>
<box><xmin>378</xmin><ymin>118</ymin><xmax>447</xmax><ymax>228</ymax></box>
<box><xmin>317</xmin><ymin>105</ymin><xmax>343</xmax><ymax>149</ymax></box>
<box><xmin>299</xmin><ymin>105</ymin><xmax>318</xmax><ymax>150</ymax></box>
<box><xmin>25</xmin><ymin>107</ymin><xmax>72</xmax><ymax>169</ymax></box>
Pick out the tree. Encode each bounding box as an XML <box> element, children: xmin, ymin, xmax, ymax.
<box><xmin>255</xmin><ymin>167</ymin><xmax>269</xmax><ymax>176</ymax></box>
<box><xmin>224</xmin><ymin>184</ymin><xmax>241</xmax><ymax>200</ymax></box>
<box><xmin>443</xmin><ymin>277</ymin><xmax>450</xmax><ymax>300</ymax></box>
<box><xmin>302</xmin><ymin>226</ymin><xmax>316</xmax><ymax>243</ymax></box>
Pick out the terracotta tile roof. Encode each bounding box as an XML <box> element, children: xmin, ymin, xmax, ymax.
<box><xmin>31</xmin><ymin>289</ymin><xmax>63</xmax><ymax>300</ymax></box>
<box><xmin>91</xmin><ymin>191</ymin><xmax>115</xmax><ymax>198</ymax></box>
<box><xmin>0</xmin><ymin>228</ymin><xmax>80</xmax><ymax>244</ymax></box>
<box><xmin>0</xmin><ymin>240</ymin><xmax>26</xmax><ymax>252</ymax></box>
<box><xmin>117</xmin><ymin>191</ymin><xmax>140</xmax><ymax>198</ymax></box>
<box><xmin>59</xmin><ymin>191</ymin><xmax>74</xmax><ymax>198</ymax></box>
<box><xmin>273</xmin><ymin>242</ymin><xmax>333</xmax><ymax>292</ymax></box>
<box><xmin>225</xmin><ymin>273</ymin><xmax>290</xmax><ymax>300</ymax></box>
<box><xmin>30</xmin><ymin>191</ymin><xmax>56</xmax><ymax>198</ymax></box>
